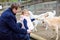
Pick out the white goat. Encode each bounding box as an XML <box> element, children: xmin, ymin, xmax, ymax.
<box><xmin>41</xmin><ymin>17</ymin><xmax>60</xmax><ymax>40</ymax></box>
<box><xmin>29</xmin><ymin>11</ymin><xmax>56</xmax><ymax>31</ymax></box>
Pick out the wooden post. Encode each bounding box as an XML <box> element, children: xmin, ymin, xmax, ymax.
<box><xmin>30</xmin><ymin>33</ymin><xmax>47</xmax><ymax>40</ymax></box>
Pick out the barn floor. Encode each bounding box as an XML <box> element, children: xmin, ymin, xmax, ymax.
<box><xmin>32</xmin><ymin>24</ymin><xmax>60</xmax><ymax>40</ymax></box>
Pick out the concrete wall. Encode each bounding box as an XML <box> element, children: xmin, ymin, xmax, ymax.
<box><xmin>24</xmin><ymin>1</ymin><xmax>56</xmax><ymax>15</ymax></box>
<box><xmin>56</xmin><ymin>0</ymin><xmax>60</xmax><ymax>16</ymax></box>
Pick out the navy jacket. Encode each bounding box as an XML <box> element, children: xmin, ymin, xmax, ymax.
<box><xmin>0</xmin><ymin>8</ymin><xmax>28</xmax><ymax>40</ymax></box>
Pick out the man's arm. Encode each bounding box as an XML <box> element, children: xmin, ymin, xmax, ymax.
<box><xmin>5</xmin><ymin>16</ymin><xmax>27</xmax><ymax>34</ymax></box>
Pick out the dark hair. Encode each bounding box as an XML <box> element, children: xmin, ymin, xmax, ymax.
<box><xmin>11</xmin><ymin>3</ymin><xmax>20</xmax><ymax>10</ymax></box>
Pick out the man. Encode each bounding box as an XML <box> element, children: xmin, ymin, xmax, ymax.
<box><xmin>0</xmin><ymin>3</ymin><xmax>30</xmax><ymax>40</ymax></box>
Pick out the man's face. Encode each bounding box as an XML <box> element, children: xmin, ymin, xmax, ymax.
<box><xmin>12</xmin><ymin>8</ymin><xmax>18</xmax><ymax>14</ymax></box>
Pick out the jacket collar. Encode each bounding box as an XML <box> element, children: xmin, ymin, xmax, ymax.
<box><xmin>8</xmin><ymin>8</ymin><xmax>16</xmax><ymax>15</ymax></box>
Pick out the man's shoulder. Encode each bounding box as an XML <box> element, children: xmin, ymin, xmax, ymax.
<box><xmin>1</xmin><ymin>8</ymin><xmax>13</xmax><ymax>17</ymax></box>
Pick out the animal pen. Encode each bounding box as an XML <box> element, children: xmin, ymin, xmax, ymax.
<box><xmin>1</xmin><ymin>0</ymin><xmax>60</xmax><ymax>40</ymax></box>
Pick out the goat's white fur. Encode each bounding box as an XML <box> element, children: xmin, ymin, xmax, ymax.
<box><xmin>29</xmin><ymin>11</ymin><xmax>56</xmax><ymax>31</ymax></box>
<box><xmin>42</xmin><ymin>17</ymin><xmax>60</xmax><ymax>40</ymax></box>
